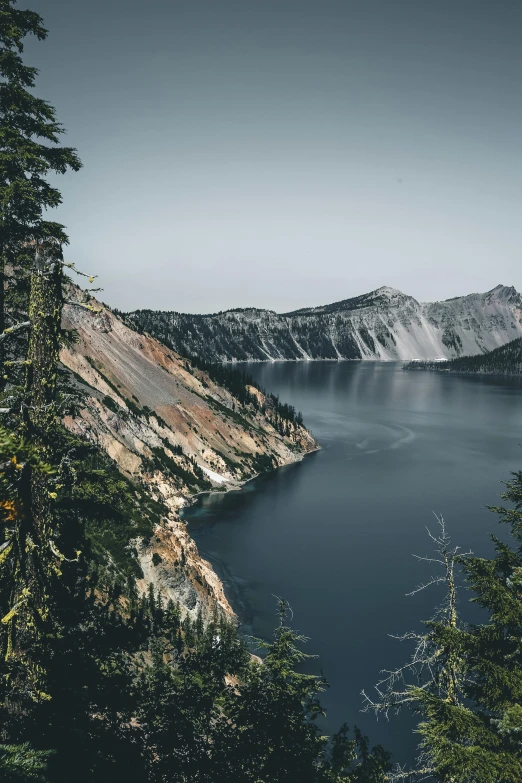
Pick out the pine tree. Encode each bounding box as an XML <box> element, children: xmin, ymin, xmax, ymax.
<box><xmin>440</xmin><ymin>470</ymin><xmax>522</xmax><ymax>782</ymax></box>
<box><xmin>0</xmin><ymin>741</ymin><xmax>52</xmax><ymax>781</ymax></box>
<box><xmin>365</xmin><ymin>478</ymin><xmax>522</xmax><ymax>782</ymax></box>
<box><xmin>1</xmin><ymin>8</ymin><xmax>390</xmax><ymax>783</ymax></box>
<box><xmin>222</xmin><ymin>598</ymin><xmax>328</xmax><ymax>782</ymax></box>
<box><xmin>218</xmin><ymin>599</ymin><xmax>390</xmax><ymax>783</ymax></box>
<box><xmin>0</xmin><ymin>0</ymin><xmax>82</xmax><ymax>704</ymax></box>
<box><xmin>0</xmin><ymin>0</ymin><xmax>81</xmax><ymax>381</ymax></box>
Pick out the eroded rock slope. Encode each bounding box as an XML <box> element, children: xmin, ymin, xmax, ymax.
<box><xmin>61</xmin><ymin>294</ymin><xmax>317</xmax><ymax>620</ymax></box>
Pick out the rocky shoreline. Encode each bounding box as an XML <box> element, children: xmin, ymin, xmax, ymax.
<box><xmin>140</xmin><ymin>444</ymin><xmax>321</xmax><ymax>624</ymax></box>
<box><xmin>60</xmin><ymin>294</ymin><xmax>319</xmax><ymax>621</ymax></box>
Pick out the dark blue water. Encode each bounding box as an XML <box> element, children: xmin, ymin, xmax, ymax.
<box><xmin>183</xmin><ymin>362</ymin><xmax>522</xmax><ymax>765</ymax></box>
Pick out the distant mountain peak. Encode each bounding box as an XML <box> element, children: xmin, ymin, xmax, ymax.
<box><xmin>371</xmin><ymin>285</ymin><xmax>405</xmax><ymax>297</ymax></box>
<box><xmin>486</xmin><ymin>284</ymin><xmax>519</xmax><ymax>302</ymax></box>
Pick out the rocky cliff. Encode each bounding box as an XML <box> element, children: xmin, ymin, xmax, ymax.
<box><xmin>125</xmin><ymin>284</ymin><xmax>522</xmax><ymax>362</ymax></box>
<box><xmin>60</xmin><ymin>292</ymin><xmax>318</xmax><ymax>620</ymax></box>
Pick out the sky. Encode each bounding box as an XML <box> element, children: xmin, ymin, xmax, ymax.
<box><xmin>23</xmin><ymin>0</ymin><xmax>522</xmax><ymax>313</ymax></box>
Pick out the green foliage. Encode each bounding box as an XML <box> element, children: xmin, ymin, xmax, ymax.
<box><xmin>135</xmin><ymin>610</ymin><xmax>249</xmax><ymax>782</ymax></box>
<box><xmin>54</xmin><ymin>430</ymin><xmax>166</xmax><ymax>579</ymax></box>
<box><xmin>122</xmin><ymin>307</ymin><xmax>364</xmax><ymax>361</ymax></box>
<box><xmin>0</xmin><ymin>7</ymin><xmax>389</xmax><ymax>783</ymax></box>
<box><xmin>251</xmin><ymin>451</ymin><xmax>276</xmax><ymax>473</ymax></box>
<box><xmin>212</xmin><ymin>600</ymin><xmax>390</xmax><ymax>783</ymax></box>
<box><xmin>118</xmin><ymin>312</ymin><xmax>306</xmax><ymax>431</ymax></box>
<box><xmin>192</xmin><ymin>360</ymin><xmax>305</xmax><ymax>431</ymax></box>
<box><xmin>147</xmin><ymin>445</ymin><xmax>213</xmax><ymax>492</ymax></box>
<box><xmin>101</xmin><ymin>393</ymin><xmax>121</xmax><ymax>413</ymax></box>
<box><xmin>323</xmin><ymin>724</ymin><xmax>391</xmax><ymax>783</ymax></box>
<box><xmin>0</xmin><ymin>743</ymin><xmax>52</xmax><ymax>782</ymax></box>
<box><xmin>206</xmin><ymin>394</ymin><xmax>259</xmax><ymax>431</ymax></box>
<box><xmin>123</xmin><ymin>395</ymin><xmax>143</xmax><ymax>417</ymax></box>
<box><xmin>0</xmin><ymin>0</ymin><xmax>81</xmax><ymax>249</ymax></box>
<box><xmin>58</xmin><ymin>328</ymin><xmax>79</xmax><ymax>349</ymax></box>
<box><xmin>193</xmin><ymin>359</ymin><xmax>261</xmax><ymax>406</ymax></box>
<box><xmin>86</xmin><ymin>357</ymin><xmax>153</xmax><ymax>417</ymax></box>
<box><xmin>0</xmin><ymin>425</ymin><xmax>53</xmax><ymax>505</ymax></box>
<box><xmin>1</xmin><ymin>419</ymin><xmax>388</xmax><ymax>783</ymax></box>
<box><xmin>218</xmin><ymin>599</ymin><xmax>330</xmax><ymax>782</ymax></box>
<box><xmin>0</xmin><ymin>0</ymin><xmax>82</xmax><ymax>726</ymax></box>
<box><xmin>370</xmin><ymin>470</ymin><xmax>522</xmax><ymax>782</ymax></box>
<box><xmin>142</xmin><ymin>405</ymin><xmax>169</xmax><ymax>430</ymax></box>
<box><xmin>131</xmin><ymin>597</ymin><xmax>390</xmax><ymax>783</ymax></box>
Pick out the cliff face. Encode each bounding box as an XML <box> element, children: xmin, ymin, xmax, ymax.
<box><xmin>125</xmin><ymin>285</ymin><xmax>522</xmax><ymax>362</ymax></box>
<box><xmin>60</xmin><ymin>295</ymin><xmax>317</xmax><ymax>620</ymax></box>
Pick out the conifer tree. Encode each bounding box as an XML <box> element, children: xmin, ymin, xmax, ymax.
<box><xmin>0</xmin><ymin>741</ymin><xmax>52</xmax><ymax>781</ymax></box>
<box><xmin>221</xmin><ymin>598</ymin><xmax>329</xmax><ymax>782</ymax></box>
<box><xmin>0</xmin><ymin>0</ymin><xmax>81</xmax><ymax>706</ymax></box>
<box><xmin>0</xmin><ymin>0</ymin><xmax>81</xmax><ymax>379</ymax></box>
<box><xmin>218</xmin><ymin>599</ymin><xmax>390</xmax><ymax>783</ymax></box>
<box><xmin>365</xmin><ymin>478</ymin><xmax>522</xmax><ymax>782</ymax></box>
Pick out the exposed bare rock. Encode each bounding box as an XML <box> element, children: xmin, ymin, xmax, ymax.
<box><xmin>136</xmin><ymin>518</ymin><xmax>233</xmax><ymax>620</ymax></box>
<box><xmin>60</xmin><ymin>291</ymin><xmax>318</xmax><ymax>620</ymax></box>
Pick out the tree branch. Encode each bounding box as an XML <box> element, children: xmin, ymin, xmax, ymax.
<box><xmin>0</xmin><ymin>321</ymin><xmax>31</xmax><ymax>343</ymax></box>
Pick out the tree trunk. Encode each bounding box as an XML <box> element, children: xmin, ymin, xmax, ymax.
<box><xmin>24</xmin><ymin>239</ymin><xmax>63</xmax><ymax>542</ymax></box>
<box><xmin>2</xmin><ymin>241</ymin><xmax>63</xmax><ymax>699</ymax></box>
<box><xmin>0</xmin><ymin>247</ymin><xmax>5</xmax><ymax>394</ymax></box>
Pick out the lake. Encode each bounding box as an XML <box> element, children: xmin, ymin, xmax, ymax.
<box><xmin>183</xmin><ymin>361</ymin><xmax>522</xmax><ymax>766</ymax></box>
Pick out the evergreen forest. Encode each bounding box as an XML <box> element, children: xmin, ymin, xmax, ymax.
<box><xmin>405</xmin><ymin>338</ymin><xmax>522</xmax><ymax>376</ymax></box>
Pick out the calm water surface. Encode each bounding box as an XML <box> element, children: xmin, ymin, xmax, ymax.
<box><xmin>183</xmin><ymin>362</ymin><xmax>522</xmax><ymax>765</ymax></box>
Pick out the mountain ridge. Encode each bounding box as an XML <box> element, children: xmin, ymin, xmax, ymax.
<box><xmin>124</xmin><ymin>284</ymin><xmax>522</xmax><ymax>363</ymax></box>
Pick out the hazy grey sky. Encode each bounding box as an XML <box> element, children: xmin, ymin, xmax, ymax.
<box><xmin>25</xmin><ymin>0</ymin><xmax>522</xmax><ymax>313</ymax></box>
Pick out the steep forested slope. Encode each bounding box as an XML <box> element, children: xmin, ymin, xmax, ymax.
<box><xmin>124</xmin><ymin>284</ymin><xmax>522</xmax><ymax>362</ymax></box>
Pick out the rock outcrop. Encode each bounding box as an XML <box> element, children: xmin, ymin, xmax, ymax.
<box><xmin>60</xmin><ymin>292</ymin><xmax>318</xmax><ymax>620</ymax></box>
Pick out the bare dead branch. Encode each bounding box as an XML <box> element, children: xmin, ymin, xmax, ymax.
<box><xmin>362</xmin><ymin>515</ymin><xmax>472</xmax><ymax>778</ymax></box>
<box><xmin>386</xmin><ymin>764</ymin><xmax>435</xmax><ymax>782</ymax></box>
<box><xmin>0</xmin><ymin>321</ymin><xmax>31</xmax><ymax>343</ymax></box>
<box><xmin>49</xmin><ymin>540</ymin><xmax>80</xmax><ymax>563</ymax></box>
<box><xmin>63</xmin><ymin>261</ymin><xmax>98</xmax><ymax>283</ymax></box>
<box><xmin>406</xmin><ymin>575</ymin><xmax>446</xmax><ymax>596</ymax></box>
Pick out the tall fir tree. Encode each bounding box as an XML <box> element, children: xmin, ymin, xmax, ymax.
<box><xmin>0</xmin><ymin>0</ymin><xmax>81</xmax><ymax>727</ymax></box>
<box><xmin>216</xmin><ymin>599</ymin><xmax>391</xmax><ymax>783</ymax></box>
<box><xmin>0</xmin><ymin>0</ymin><xmax>81</xmax><ymax>382</ymax></box>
